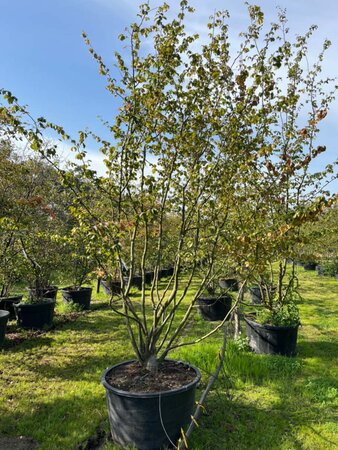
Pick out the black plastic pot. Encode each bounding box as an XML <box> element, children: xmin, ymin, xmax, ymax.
<box><xmin>0</xmin><ymin>310</ymin><xmax>10</xmax><ymax>347</ymax></box>
<box><xmin>197</xmin><ymin>295</ymin><xmax>232</xmax><ymax>321</ymax></box>
<box><xmin>160</xmin><ymin>268</ymin><xmax>168</xmax><ymax>278</ymax></box>
<box><xmin>28</xmin><ymin>286</ymin><xmax>58</xmax><ymax>301</ymax></box>
<box><xmin>249</xmin><ymin>286</ymin><xmax>263</xmax><ymax>305</ymax></box>
<box><xmin>303</xmin><ymin>262</ymin><xmax>317</xmax><ymax>271</ymax></box>
<box><xmin>102</xmin><ymin>360</ymin><xmax>201</xmax><ymax>450</ymax></box>
<box><xmin>244</xmin><ymin>316</ymin><xmax>299</xmax><ymax>356</ymax></box>
<box><xmin>61</xmin><ymin>287</ymin><xmax>92</xmax><ymax>310</ymax></box>
<box><xmin>219</xmin><ymin>278</ymin><xmax>239</xmax><ymax>291</ymax></box>
<box><xmin>14</xmin><ymin>299</ymin><xmax>56</xmax><ymax>330</ymax></box>
<box><xmin>100</xmin><ymin>279</ymin><xmax>121</xmax><ymax>296</ymax></box>
<box><xmin>0</xmin><ymin>295</ymin><xmax>23</xmax><ymax>320</ymax></box>
<box><xmin>249</xmin><ymin>286</ymin><xmax>276</xmax><ymax>305</ymax></box>
<box><xmin>161</xmin><ymin>267</ymin><xmax>174</xmax><ymax>278</ymax></box>
<box><xmin>145</xmin><ymin>271</ymin><xmax>155</xmax><ymax>285</ymax></box>
<box><xmin>123</xmin><ymin>275</ymin><xmax>143</xmax><ymax>290</ymax></box>
<box><xmin>167</xmin><ymin>267</ymin><xmax>174</xmax><ymax>277</ymax></box>
<box><xmin>316</xmin><ymin>265</ymin><xmax>324</xmax><ymax>276</ymax></box>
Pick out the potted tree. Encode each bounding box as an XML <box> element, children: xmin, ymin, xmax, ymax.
<box><xmin>15</xmin><ymin>236</ymin><xmax>59</xmax><ymax>329</ymax></box>
<box><xmin>0</xmin><ymin>237</ymin><xmax>25</xmax><ymax>319</ymax></box>
<box><xmin>2</xmin><ymin>1</ymin><xmax>337</xmax><ymax>447</ymax></box>
<box><xmin>0</xmin><ymin>141</ymin><xmax>28</xmax><ymax>318</ymax></box>
<box><xmin>0</xmin><ymin>309</ymin><xmax>10</xmax><ymax>347</ymax></box>
<box><xmin>41</xmin><ymin>4</ymin><xmax>255</xmax><ymax>446</ymax></box>
<box><xmin>10</xmin><ymin>157</ymin><xmax>66</xmax><ymax>329</ymax></box>
<box><xmin>60</xmin><ymin>229</ymin><xmax>96</xmax><ymax>310</ymax></box>
<box><xmin>196</xmin><ymin>283</ymin><xmax>233</xmax><ymax>322</ymax></box>
<box><xmin>244</xmin><ymin>263</ymin><xmax>301</xmax><ymax>356</ymax></box>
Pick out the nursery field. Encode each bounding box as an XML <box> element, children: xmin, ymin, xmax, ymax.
<box><xmin>0</xmin><ymin>268</ymin><xmax>337</xmax><ymax>450</ymax></box>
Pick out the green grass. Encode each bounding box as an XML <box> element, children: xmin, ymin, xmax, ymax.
<box><xmin>0</xmin><ymin>270</ymin><xmax>337</xmax><ymax>449</ymax></box>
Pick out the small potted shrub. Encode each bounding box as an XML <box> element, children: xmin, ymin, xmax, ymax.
<box><xmin>197</xmin><ymin>283</ymin><xmax>232</xmax><ymax>322</ymax></box>
<box><xmin>60</xmin><ymin>232</ymin><xmax>96</xmax><ymax>310</ymax></box>
<box><xmin>99</xmin><ymin>268</ymin><xmax>123</xmax><ymax>296</ymax></box>
<box><xmin>219</xmin><ymin>277</ymin><xmax>239</xmax><ymax>291</ymax></box>
<box><xmin>14</xmin><ymin>294</ymin><xmax>56</xmax><ymax>330</ymax></box>
<box><xmin>16</xmin><ymin>234</ymin><xmax>60</xmax><ymax>329</ymax></box>
<box><xmin>303</xmin><ymin>261</ymin><xmax>317</xmax><ymax>271</ymax></box>
<box><xmin>244</xmin><ymin>265</ymin><xmax>300</xmax><ymax>356</ymax></box>
<box><xmin>0</xmin><ymin>145</ymin><xmax>25</xmax><ymax>319</ymax></box>
<box><xmin>0</xmin><ymin>309</ymin><xmax>10</xmax><ymax>347</ymax></box>
<box><xmin>248</xmin><ymin>277</ymin><xmax>277</xmax><ymax>305</ymax></box>
<box><xmin>0</xmin><ymin>243</ymin><xmax>24</xmax><ymax>319</ymax></box>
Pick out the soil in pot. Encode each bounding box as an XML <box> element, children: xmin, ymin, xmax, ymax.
<box><xmin>28</xmin><ymin>286</ymin><xmax>58</xmax><ymax>301</ymax></box>
<box><xmin>14</xmin><ymin>299</ymin><xmax>56</xmax><ymax>330</ymax></box>
<box><xmin>218</xmin><ymin>278</ymin><xmax>239</xmax><ymax>291</ymax></box>
<box><xmin>61</xmin><ymin>287</ymin><xmax>92</xmax><ymax>310</ymax></box>
<box><xmin>0</xmin><ymin>310</ymin><xmax>10</xmax><ymax>347</ymax></box>
<box><xmin>244</xmin><ymin>316</ymin><xmax>299</xmax><ymax>356</ymax></box>
<box><xmin>197</xmin><ymin>295</ymin><xmax>232</xmax><ymax>321</ymax></box>
<box><xmin>102</xmin><ymin>360</ymin><xmax>201</xmax><ymax>450</ymax></box>
<box><xmin>0</xmin><ymin>295</ymin><xmax>23</xmax><ymax>320</ymax></box>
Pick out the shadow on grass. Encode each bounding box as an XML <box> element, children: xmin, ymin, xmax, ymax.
<box><xmin>4</xmin><ymin>313</ymin><xmax>133</xmax><ymax>382</ymax></box>
<box><xmin>190</xmin><ymin>387</ymin><xmax>337</xmax><ymax>450</ymax></box>
<box><xmin>0</xmin><ymin>390</ymin><xmax>110</xmax><ymax>450</ymax></box>
<box><xmin>297</xmin><ymin>340</ymin><xmax>338</xmax><ymax>359</ymax></box>
<box><xmin>3</xmin><ymin>300</ymin><xmax>114</xmax><ymax>351</ymax></box>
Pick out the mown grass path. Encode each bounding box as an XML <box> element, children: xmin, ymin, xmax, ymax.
<box><xmin>0</xmin><ymin>269</ymin><xmax>337</xmax><ymax>450</ymax></box>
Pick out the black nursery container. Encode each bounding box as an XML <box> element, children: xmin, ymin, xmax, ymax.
<box><xmin>218</xmin><ymin>278</ymin><xmax>239</xmax><ymax>291</ymax></box>
<box><xmin>145</xmin><ymin>271</ymin><xmax>155</xmax><ymax>285</ymax></box>
<box><xmin>123</xmin><ymin>275</ymin><xmax>143</xmax><ymax>290</ymax></box>
<box><xmin>100</xmin><ymin>279</ymin><xmax>121</xmax><ymax>295</ymax></box>
<box><xmin>0</xmin><ymin>310</ymin><xmax>10</xmax><ymax>347</ymax></box>
<box><xmin>102</xmin><ymin>360</ymin><xmax>201</xmax><ymax>450</ymax></box>
<box><xmin>197</xmin><ymin>295</ymin><xmax>232</xmax><ymax>321</ymax></box>
<box><xmin>249</xmin><ymin>286</ymin><xmax>276</xmax><ymax>305</ymax></box>
<box><xmin>61</xmin><ymin>287</ymin><xmax>93</xmax><ymax>310</ymax></box>
<box><xmin>14</xmin><ymin>299</ymin><xmax>56</xmax><ymax>329</ymax></box>
<box><xmin>249</xmin><ymin>286</ymin><xmax>263</xmax><ymax>305</ymax></box>
<box><xmin>244</xmin><ymin>316</ymin><xmax>299</xmax><ymax>356</ymax></box>
<box><xmin>161</xmin><ymin>267</ymin><xmax>174</xmax><ymax>278</ymax></box>
<box><xmin>0</xmin><ymin>295</ymin><xmax>23</xmax><ymax>320</ymax></box>
<box><xmin>27</xmin><ymin>286</ymin><xmax>58</xmax><ymax>301</ymax></box>
<box><xmin>316</xmin><ymin>265</ymin><xmax>324</xmax><ymax>276</ymax></box>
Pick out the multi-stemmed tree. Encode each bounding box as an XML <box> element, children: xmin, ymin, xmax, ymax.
<box><xmin>1</xmin><ymin>1</ymin><xmax>337</xmax><ymax>361</ymax></box>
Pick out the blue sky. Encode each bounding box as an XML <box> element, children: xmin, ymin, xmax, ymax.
<box><xmin>1</xmin><ymin>0</ymin><xmax>337</xmax><ymax>180</ymax></box>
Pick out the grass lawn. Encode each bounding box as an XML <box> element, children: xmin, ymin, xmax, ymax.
<box><xmin>0</xmin><ymin>269</ymin><xmax>337</xmax><ymax>450</ymax></box>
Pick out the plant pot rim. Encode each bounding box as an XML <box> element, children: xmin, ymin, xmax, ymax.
<box><xmin>244</xmin><ymin>315</ymin><xmax>300</xmax><ymax>331</ymax></box>
<box><xmin>15</xmin><ymin>298</ymin><xmax>56</xmax><ymax>307</ymax></box>
<box><xmin>0</xmin><ymin>295</ymin><xmax>23</xmax><ymax>301</ymax></box>
<box><xmin>61</xmin><ymin>286</ymin><xmax>93</xmax><ymax>292</ymax></box>
<box><xmin>197</xmin><ymin>295</ymin><xmax>231</xmax><ymax>302</ymax></box>
<box><xmin>0</xmin><ymin>309</ymin><xmax>10</xmax><ymax>319</ymax></box>
<box><xmin>101</xmin><ymin>359</ymin><xmax>201</xmax><ymax>399</ymax></box>
<box><xmin>249</xmin><ymin>285</ymin><xmax>276</xmax><ymax>289</ymax></box>
<box><xmin>27</xmin><ymin>285</ymin><xmax>58</xmax><ymax>289</ymax></box>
